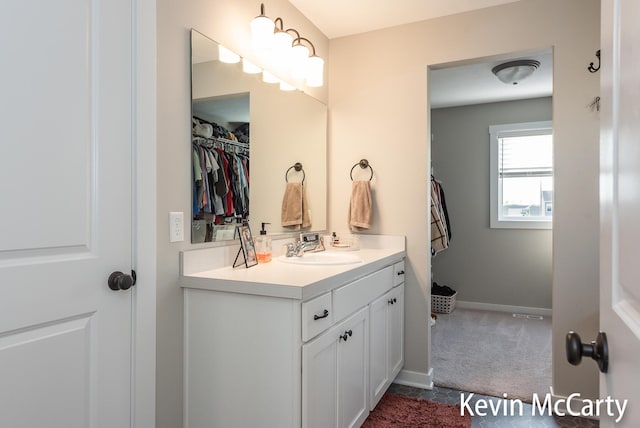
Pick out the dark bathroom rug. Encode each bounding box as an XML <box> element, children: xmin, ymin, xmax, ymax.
<box><xmin>363</xmin><ymin>393</ymin><xmax>471</xmax><ymax>428</ymax></box>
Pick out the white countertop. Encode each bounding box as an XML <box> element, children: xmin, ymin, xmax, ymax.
<box><xmin>180</xmin><ymin>235</ymin><xmax>405</xmax><ymax>300</ymax></box>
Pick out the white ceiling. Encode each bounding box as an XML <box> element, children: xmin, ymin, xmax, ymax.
<box><xmin>288</xmin><ymin>0</ymin><xmax>521</xmax><ymax>39</ymax></box>
<box><xmin>429</xmin><ymin>50</ymin><xmax>553</xmax><ymax>108</ymax></box>
<box><xmin>287</xmin><ymin>0</ymin><xmax>552</xmax><ymax>107</ymax></box>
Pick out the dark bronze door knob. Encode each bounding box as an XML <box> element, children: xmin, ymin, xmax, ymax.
<box><xmin>566</xmin><ymin>331</ymin><xmax>608</xmax><ymax>373</ymax></box>
<box><xmin>108</xmin><ymin>270</ymin><xmax>136</xmax><ymax>291</ymax></box>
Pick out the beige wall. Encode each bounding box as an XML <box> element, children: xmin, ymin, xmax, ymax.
<box><xmin>328</xmin><ymin>0</ymin><xmax>600</xmax><ymax>399</ymax></box>
<box><xmin>431</xmin><ymin>97</ymin><xmax>553</xmax><ymax>309</ymax></box>
<box><xmin>157</xmin><ymin>1</ymin><xmax>328</xmax><ymax>427</ymax></box>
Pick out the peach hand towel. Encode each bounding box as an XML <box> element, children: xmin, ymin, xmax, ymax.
<box><xmin>348</xmin><ymin>180</ymin><xmax>372</xmax><ymax>231</ymax></box>
<box><xmin>301</xmin><ymin>185</ymin><xmax>311</xmax><ymax>228</ymax></box>
<box><xmin>281</xmin><ymin>182</ymin><xmax>312</xmax><ymax>229</ymax></box>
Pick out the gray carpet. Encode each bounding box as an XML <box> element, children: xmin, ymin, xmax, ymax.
<box><xmin>431</xmin><ymin>308</ymin><xmax>552</xmax><ymax>403</ymax></box>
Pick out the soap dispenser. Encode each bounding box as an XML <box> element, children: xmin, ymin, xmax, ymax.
<box><xmin>255</xmin><ymin>222</ymin><xmax>272</xmax><ymax>263</ymax></box>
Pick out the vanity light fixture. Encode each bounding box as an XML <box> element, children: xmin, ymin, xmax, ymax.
<box><xmin>250</xmin><ymin>3</ymin><xmax>324</xmax><ymax>88</ymax></box>
<box><xmin>491</xmin><ymin>59</ymin><xmax>540</xmax><ymax>85</ymax></box>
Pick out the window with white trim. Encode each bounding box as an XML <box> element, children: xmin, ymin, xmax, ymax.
<box><xmin>489</xmin><ymin>121</ymin><xmax>553</xmax><ymax>229</ymax></box>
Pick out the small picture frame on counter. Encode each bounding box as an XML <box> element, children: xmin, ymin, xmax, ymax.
<box><xmin>233</xmin><ymin>224</ymin><xmax>258</xmax><ymax>268</ymax></box>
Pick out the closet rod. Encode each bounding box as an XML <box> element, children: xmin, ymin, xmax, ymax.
<box><xmin>193</xmin><ymin>135</ymin><xmax>249</xmax><ymax>149</ymax></box>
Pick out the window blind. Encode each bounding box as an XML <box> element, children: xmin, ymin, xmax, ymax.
<box><xmin>498</xmin><ymin>133</ymin><xmax>553</xmax><ymax>178</ymax></box>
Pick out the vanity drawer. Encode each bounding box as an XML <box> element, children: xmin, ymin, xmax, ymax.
<box><xmin>333</xmin><ymin>266</ymin><xmax>393</xmax><ymax>322</ymax></box>
<box><xmin>302</xmin><ymin>292</ymin><xmax>333</xmax><ymax>342</ymax></box>
<box><xmin>393</xmin><ymin>260</ymin><xmax>405</xmax><ymax>286</ymax></box>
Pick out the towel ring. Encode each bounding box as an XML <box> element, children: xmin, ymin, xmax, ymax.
<box><xmin>285</xmin><ymin>162</ymin><xmax>305</xmax><ymax>185</ymax></box>
<box><xmin>350</xmin><ymin>159</ymin><xmax>374</xmax><ymax>181</ymax></box>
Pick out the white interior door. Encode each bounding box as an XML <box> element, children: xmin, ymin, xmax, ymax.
<box><xmin>600</xmin><ymin>0</ymin><xmax>640</xmax><ymax>426</ymax></box>
<box><xmin>0</xmin><ymin>1</ymin><xmax>133</xmax><ymax>427</ymax></box>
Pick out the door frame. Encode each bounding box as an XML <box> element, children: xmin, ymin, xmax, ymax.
<box><xmin>426</xmin><ymin>50</ymin><xmax>555</xmax><ymax>394</ymax></box>
<box><xmin>132</xmin><ymin>0</ymin><xmax>157</xmax><ymax>425</ymax></box>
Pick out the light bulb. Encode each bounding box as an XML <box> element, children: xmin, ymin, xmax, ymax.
<box><xmin>251</xmin><ymin>15</ymin><xmax>275</xmax><ymax>54</ymax></box>
<box><xmin>218</xmin><ymin>45</ymin><xmax>240</xmax><ymax>64</ymax></box>
<box><xmin>306</xmin><ymin>56</ymin><xmax>324</xmax><ymax>87</ymax></box>
<box><xmin>290</xmin><ymin>43</ymin><xmax>309</xmax><ymax>80</ymax></box>
<box><xmin>279</xmin><ymin>80</ymin><xmax>296</xmax><ymax>91</ymax></box>
<box><xmin>262</xmin><ymin>70</ymin><xmax>279</xmax><ymax>84</ymax></box>
<box><xmin>242</xmin><ymin>58</ymin><xmax>262</xmax><ymax>74</ymax></box>
<box><xmin>272</xmin><ymin>31</ymin><xmax>293</xmax><ymax>72</ymax></box>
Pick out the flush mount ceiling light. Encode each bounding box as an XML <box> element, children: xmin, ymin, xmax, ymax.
<box><xmin>491</xmin><ymin>59</ymin><xmax>541</xmax><ymax>85</ymax></box>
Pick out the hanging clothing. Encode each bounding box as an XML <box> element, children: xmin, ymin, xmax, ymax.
<box><xmin>191</xmin><ymin>139</ymin><xmax>249</xmax><ymax>224</ymax></box>
<box><xmin>433</xmin><ymin>178</ymin><xmax>451</xmax><ymax>240</ymax></box>
<box><xmin>192</xmin><ymin>117</ymin><xmax>250</xmax><ymax>245</ymax></box>
<box><xmin>430</xmin><ymin>177</ymin><xmax>451</xmax><ymax>255</ymax></box>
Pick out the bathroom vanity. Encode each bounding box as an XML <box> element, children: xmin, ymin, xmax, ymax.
<box><xmin>180</xmin><ymin>235</ymin><xmax>405</xmax><ymax>428</ymax></box>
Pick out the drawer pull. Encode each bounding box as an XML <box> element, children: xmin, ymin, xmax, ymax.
<box><xmin>397</xmin><ymin>270</ymin><xmax>405</xmax><ymax>275</ymax></box>
<box><xmin>388</xmin><ymin>298</ymin><xmax>397</xmax><ymax>305</ymax></box>
<box><xmin>313</xmin><ymin>309</ymin><xmax>329</xmax><ymax>320</ymax></box>
<box><xmin>340</xmin><ymin>330</ymin><xmax>353</xmax><ymax>342</ymax></box>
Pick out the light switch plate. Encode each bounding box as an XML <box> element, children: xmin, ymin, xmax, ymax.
<box><xmin>169</xmin><ymin>212</ymin><xmax>184</xmax><ymax>242</ymax></box>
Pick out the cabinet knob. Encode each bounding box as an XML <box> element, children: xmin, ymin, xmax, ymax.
<box><xmin>388</xmin><ymin>298</ymin><xmax>397</xmax><ymax>305</ymax></box>
<box><xmin>397</xmin><ymin>270</ymin><xmax>405</xmax><ymax>276</ymax></box>
<box><xmin>313</xmin><ymin>309</ymin><xmax>329</xmax><ymax>320</ymax></box>
<box><xmin>340</xmin><ymin>330</ymin><xmax>353</xmax><ymax>342</ymax></box>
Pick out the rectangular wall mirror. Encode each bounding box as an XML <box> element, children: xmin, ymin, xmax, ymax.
<box><xmin>190</xmin><ymin>29</ymin><xmax>327</xmax><ymax>243</ymax></box>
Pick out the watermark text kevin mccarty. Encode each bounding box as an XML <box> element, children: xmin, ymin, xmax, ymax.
<box><xmin>460</xmin><ymin>388</ymin><xmax>628</xmax><ymax>423</ymax></box>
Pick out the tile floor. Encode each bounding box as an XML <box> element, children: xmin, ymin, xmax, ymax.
<box><xmin>388</xmin><ymin>384</ymin><xmax>599</xmax><ymax>427</ymax></box>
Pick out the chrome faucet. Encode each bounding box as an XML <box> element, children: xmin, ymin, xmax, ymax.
<box><xmin>285</xmin><ymin>232</ymin><xmax>325</xmax><ymax>257</ymax></box>
<box><xmin>295</xmin><ymin>240</ymin><xmax>319</xmax><ymax>256</ymax></box>
<box><xmin>285</xmin><ymin>240</ymin><xmax>318</xmax><ymax>257</ymax></box>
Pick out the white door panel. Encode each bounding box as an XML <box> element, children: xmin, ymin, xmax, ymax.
<box><xmin>600</xmin><ymin>0</ymin><xmax>640</xmax><ymax>426</ymax></box>
<box><xmin>0</xmin><ymin>0</ymin><xmax>133</xmax><ymax>427</ymax></box>
<box><xmin>615</xmin><ymin>0</ymin><xmax>640</xmax><ymax>314</ymax></box>
<box><xmin>1</xmin><ymin>0</ymin><xmax>92</xmax><ymax>251</ymax></box>
<box><xmin>0</xmin><ymin>315</ymin><xmax>94</xmax><ymax>428</ymax></box>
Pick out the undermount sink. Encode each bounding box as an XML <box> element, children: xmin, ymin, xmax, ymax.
<box><xmin>278</xmin><ymin>252</ymin><xmax>363</xmax><ymax>265</ymax></box>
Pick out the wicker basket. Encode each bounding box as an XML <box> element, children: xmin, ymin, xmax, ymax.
<box><xmin>431</xmin><ymin>292</ymin><xmax>457</xmax><ymax>314</ymax></box>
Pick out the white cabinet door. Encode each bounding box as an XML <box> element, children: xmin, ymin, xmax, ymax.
<box><xmin>303</xmin><ymin>306</ymin><xmax>369</xmax><ymax>428</ymax></box>
<box><xmin>303</xmin><ymin>323</ymin><xmax>339</xmax><ymax>428</ymax></box>
<box><xmin>388</xmin><ymin>284</ymin><xmax>405</xmax><ymax>380</ymax></box>
<box><xmin>338</xmin><ymin>307</ymin><xmax>369</xmax><ymax>428</ymax></box>
<box><xmin>369</xmin><ymin>283</ymin><xmax>405</xmax><ymax>409</ymax></box>
<box><xmin>369</xmin><ymin>294</ymin><xmax>389</xmax><ymax>408</ymax></box>
<box><xmin>0</xmin><ymin>1</ymin><xmax>134</xmax><ymax>427</ymax></box>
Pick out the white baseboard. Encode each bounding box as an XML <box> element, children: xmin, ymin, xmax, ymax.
<box><xmin>393</xmin><ymin>368</ymin><xmax>433</xmax><ymax>390</ymax></box>
<box><xmin>456</xmin><ymin>300</ymin><xmax>552</xmax><ymax>317</ymax></box>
